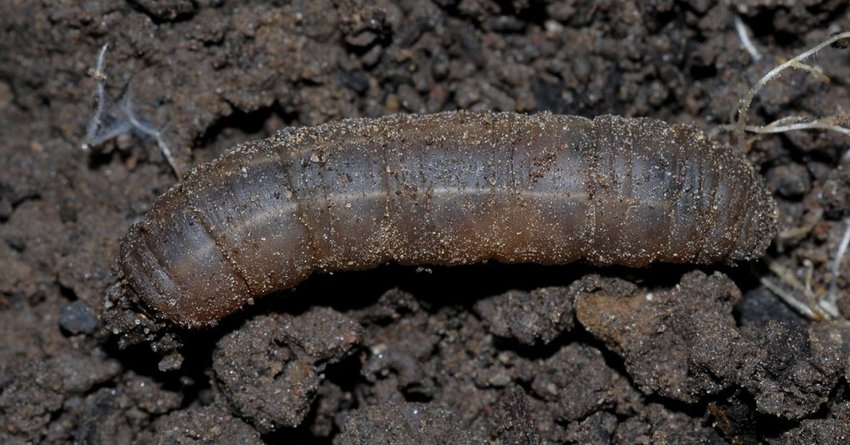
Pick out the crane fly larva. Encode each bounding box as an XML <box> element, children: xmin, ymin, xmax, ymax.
<box><xmin>118</xmin><ymin>111</ymin><xmax>777</xmax><ymax>327</ymax></box>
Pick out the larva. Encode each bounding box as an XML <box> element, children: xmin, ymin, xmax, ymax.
<box><xmin>119</xmin><ymin>111</ymin><xmax>778</xmax><ymax>328</ymax></box>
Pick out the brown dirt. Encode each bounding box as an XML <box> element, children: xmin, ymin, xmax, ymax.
<box><xmin>2</xmin><ymin>1</ymin><xmax>850</xmax><ymax>444</ymax></box>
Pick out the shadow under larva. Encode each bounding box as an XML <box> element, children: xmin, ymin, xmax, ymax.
<box><xmin>118</xmin><ymin>111</ymin><xmax>778</xmax><ymax>328</ymax></box>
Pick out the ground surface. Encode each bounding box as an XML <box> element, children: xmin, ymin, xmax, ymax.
<box><xmin>1</xmin><ymin>1</ymin><xmax>850</xmax><ymax>444</ymax></box>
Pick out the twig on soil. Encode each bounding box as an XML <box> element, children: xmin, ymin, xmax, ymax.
<box><xmin>761</xmin><ymin>238</ymin><xmax>850</xmax><ymax>322</ymax></box>
<box><xmin>737</xmin><ymin>113</ymin><xmax>850</xmax><ymax>136</ymax></box>
<box><xmin>778</xmin><ymin>208</ymin><xmax>823</xmax><ymax>241</ymax></box>
<box><xmin>82</xmin><ymin>43</ymin><xmax>181</xmax><ymax>178</ymax></box>
<box><xmin>734</xmin><ymin>15</ymin><xmax>762</xmax><ymax>62</ymax></box>
<box><xmin>828</xmin><ymin>218</ymin><xmax>850</xmax><ymax>311</ymax></box>
<box><xmin>762</xmin><ymin>259</ymin><xmax>841</xmax><ymax>321</ymax></box>
<box><xmin>726</xmin><ymin>32</ymin><xmax>850</xmax><ymax>321</ymax></box>
<box><xmin>118</xmin><ymin>90</ymin><xmax>178</xmax><ymax>177</ymax></box>
<box><xmin>83</xmin><ymin>44</ymin><xmax>113</xmax><ymax>148</ymax></box>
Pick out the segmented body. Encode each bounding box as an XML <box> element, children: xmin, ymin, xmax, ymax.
<box><xmin>119</xmin><ymin>111</ymin><xmax>777</xmax><ymax>327</ymax></box>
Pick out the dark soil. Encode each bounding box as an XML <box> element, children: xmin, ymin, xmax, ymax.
<box><xmin>2</xmin><ymin>1</ymin><xmax>850</xmax><ymax>444</ymax></box>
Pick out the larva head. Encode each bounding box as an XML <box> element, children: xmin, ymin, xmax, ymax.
<box><xmin>118</xmin><ymin>186</ymin><xmax>251</xmax><ymax>328</ymax></box>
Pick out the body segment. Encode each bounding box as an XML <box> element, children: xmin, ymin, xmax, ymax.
<box><xmin>119</xmin><ymin>111</ymin><xmax>777</xmax><ymax>327</ymax></box>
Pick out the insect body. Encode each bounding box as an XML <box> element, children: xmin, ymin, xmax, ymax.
<box><xmin>119</xmin><ymin>111</ymin><xmax>777</xmax><ymax>327</ymax></box>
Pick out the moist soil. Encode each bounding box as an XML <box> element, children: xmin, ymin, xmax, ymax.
<box><xmin>2</xmin><ymin>1</ymin><xmax>850</xmax><ymax>444</ymax></box>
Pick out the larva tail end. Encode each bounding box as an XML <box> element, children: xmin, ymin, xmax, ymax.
<box><xmin>730</xmin><ymin>187</ymin><xmax>779</xmax><ymax>262</ymax></box>
<box><xmin>117</xmin><ymin>188</ymin><xmax>254</xmax><ymax>329</ymax></box>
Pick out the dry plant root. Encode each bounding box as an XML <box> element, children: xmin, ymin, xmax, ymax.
<box><xmin>82</xmin><ymin>44</ymin><xmax>182</xmax><ymax>178</ymax></box>
<box><xmin>736</xmin><ymin>32</ymin><xmax>850</xmax><ymax>321</ymax></box>
<box><xmin>728</xmin><ymin>31</ymin><xmax>850</xmax><ymax>154</ymax></box>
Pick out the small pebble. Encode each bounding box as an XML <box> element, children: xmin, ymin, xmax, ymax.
<box><xmin>158</xmin><ymin>352</ymin><xmax>185</xmax><ymax>372</ymax></box>
<box><xmin>59</xmin><ymin>301</ymin><xmax>99</xmax><ymax>335</ymax></box>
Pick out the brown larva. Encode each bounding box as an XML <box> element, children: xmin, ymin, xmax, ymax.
<box><xmin>119</xmin><ymin>111</ymin><xmax>778</xmax><ymax>328</ymax></box>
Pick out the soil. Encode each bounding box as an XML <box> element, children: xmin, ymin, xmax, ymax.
<box><xmin>1</xmin><ymin>1</ymin><xmax>850</xmax><ymax>444</ymax></box>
